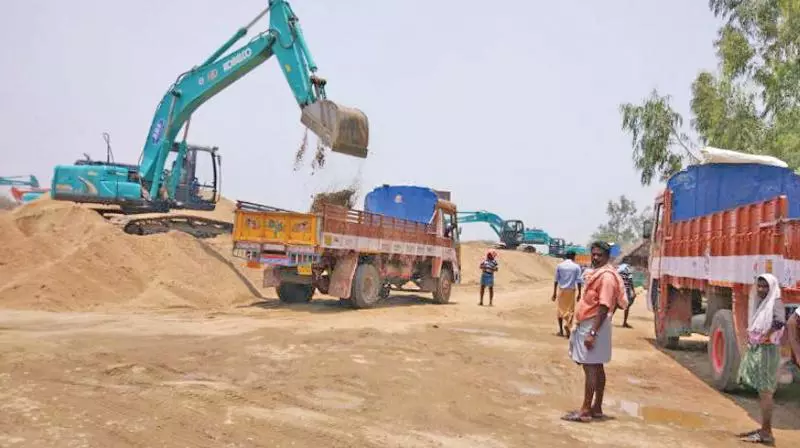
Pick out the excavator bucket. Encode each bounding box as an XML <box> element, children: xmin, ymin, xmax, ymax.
<box><xmin>301</xmin><ymin>99</ymin><xmax>369</xmax><ymax>158</ymax></box>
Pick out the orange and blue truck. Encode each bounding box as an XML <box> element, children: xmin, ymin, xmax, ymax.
<box><xmin>643</xmin><ymin>153</ymin><xmax>800</xmax><ymax>390</ymax></box>
<box><xmin>232</xmin><ymin>186</ymin><xmax>461</xmax><ymax>308</ymax></box>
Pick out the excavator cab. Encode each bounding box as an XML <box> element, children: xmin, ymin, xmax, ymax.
<box><xmin>169</xmin><ymin>143</ymin><xmax>221</xmax><ymax>211</ymax></box>
<box><xmin>300</xmin><ymin>100</ymin><xmax>369</xmax><ymax>159</ymax></box>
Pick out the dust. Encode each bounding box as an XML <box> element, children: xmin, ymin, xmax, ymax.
<box><xmin>0</xmin><ymin>195</ymin><xmax>16</xmax><ymax>211</ymax></box>
<box><xmin>0</xmin><ymin>199</ymin><xmax>258</xmax><ymax>312</ymax></box>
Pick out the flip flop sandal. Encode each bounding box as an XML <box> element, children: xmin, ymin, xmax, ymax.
<box><xmin>560</xmin><ymin>411</ymin><xmax>592</xmax><ymax>423</ymax></box>
<box><xmin>740</xmin><ymin>431</ymin><xmax>775</xmax><ymax>445</ymax></box>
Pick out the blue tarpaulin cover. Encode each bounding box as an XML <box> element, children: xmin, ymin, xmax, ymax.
<box><xmin>363</xmin><ymin>185</ymin><xmax>439</xmax><ymax>224</ymax></box>
<box><xmin>667</xmin><ymin>163</ymin><xmax>800</xmax><ymax>222</ymax></box>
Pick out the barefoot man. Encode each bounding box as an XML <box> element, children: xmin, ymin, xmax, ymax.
<box><xmin>552</xmin><ymin>251</ymin><xmax>583</xmax><ymax>337</ymax></box>
<box><xmin>562</xmin><ymin>241</ymin><xmax>627</xmax><ymax>423</ymax></box>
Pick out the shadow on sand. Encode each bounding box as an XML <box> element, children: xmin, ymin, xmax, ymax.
<box><xmin>241</xmin><ymin>293</ymin><xmax>458</xmax><ymax>315</ymax></box>
<box><xmin>645</xmin><ymin>337</ymin><xmax>800</xmax><ymax>431</ymax></box>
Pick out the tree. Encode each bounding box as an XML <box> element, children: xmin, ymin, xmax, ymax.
<box><xmin>591</xmin><ymin>195</ymin><xmax>650</xmax><ymax>246</ymax></box>
<box><xmin>620</xmin><ymin>0</ymin><xmax>800</xmax><ymax>185</ymax></box>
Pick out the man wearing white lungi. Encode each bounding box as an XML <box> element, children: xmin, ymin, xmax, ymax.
<box><xmin>562</xmin><ymin>241</ymin><xmax>627</xmax><ymax>423</ymax></box>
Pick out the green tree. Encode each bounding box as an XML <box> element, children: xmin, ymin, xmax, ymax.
<box><xmin>591</xmin><ymin>195</ymin><xmax>650</xmax><ymax>246</ymax></box>
<box><xmin>620</xmin><ymin>0</ymin><xmax>800</xmax><ymax>185</ymax></box>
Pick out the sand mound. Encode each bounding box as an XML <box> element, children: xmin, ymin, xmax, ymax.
<box><xmin>309</xmin><ymin>189</ymin><xmax>357</xmax><ymax>213</ymax></box>
<box><xmin>0</xmin><ymin>200</ymin><xmax>258</xmax><ymax>312</ymax></box>
<box><xmin>458</xmin><ymin>242</ymin><xmax>558</xmax><ymax>286</ymax></box>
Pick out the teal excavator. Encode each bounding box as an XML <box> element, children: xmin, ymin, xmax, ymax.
<box><xmin>50</xmin><ymin>0</ymin><xmax>369</xmax><ymax>238</ymax></box>
<box><xmin>457</xmin><ymin>211</ymin><xmax>550</xmax><ymax>252</ymax></box>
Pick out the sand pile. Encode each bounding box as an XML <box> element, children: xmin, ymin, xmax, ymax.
<box><xmin>309</xmin><ymin>188</ymin><xmax>357</xmax><ymax>213</ymax></box>
<box><xmin>0</xmin><ymin>199</ymin><xmax>258</xmax><ymax>312</ymax></box>
<box><xmin>458</xmin><ymin>241</ymin><xmax>558</xmax><ymax>286</ymax></box>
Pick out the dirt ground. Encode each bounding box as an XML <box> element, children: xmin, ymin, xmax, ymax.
<box><xmin>2</xmin><ymin>281</ymin><xmax>799</xmax><ymax>448</ymax></box>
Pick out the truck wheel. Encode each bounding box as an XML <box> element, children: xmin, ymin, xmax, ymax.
<box><xmin>276</xmin><ymin>282</ymin><xmax>314</xmax><ymax>303</ymax></box>
<box><xmin>709</xmin><ymin>309</ymin><xmax>741</xmax><ymax>391</ymax></box>
<box><xmin>654</xmin><ymin>287</ymin><xmax>679</xmax><ymax>349</ymax></box>
<box><xmin>350</xmin><ymin>263</ymin><xmax>381</xmax><ymax>309</ymax></box>
<box><xmin>432</xmin><ymin>267</ymin><xmax>453</xmax><ymax>304</ymax></box>
<box><xmin>523</xmin><ymin>246</ymin><xmax>536</xmax><ymax>253</ymax></box>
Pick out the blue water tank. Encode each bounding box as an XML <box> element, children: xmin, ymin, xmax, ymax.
<box><xmin>363</xmin><ymin>185</ymin><xmax>439</xmax><ymax>224</ymax></box>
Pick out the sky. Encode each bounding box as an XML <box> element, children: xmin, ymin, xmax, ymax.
<box><xmin>1</xmin><ymin>0</ymin><xmax>722</xmax><ymax>244</ymax></box>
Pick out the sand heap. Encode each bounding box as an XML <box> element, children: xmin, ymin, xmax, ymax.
<box><xmin>458</xmin><ymin>241</ymin><xmax>559</xmax><ymax>286</ymax></box>
<box><xmin>309</xmin><ymin>188</ymin><xmax>357</xmax><ymax>213</ymax></box>
<box><xmin>0</xmin><ymin>198</ymin><xmax>258</xmax><ymax>312</ymax></box>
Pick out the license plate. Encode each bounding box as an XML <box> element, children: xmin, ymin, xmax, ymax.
<box><xmin>297</xmin><ymin>264</ymin><xmax>312</xmax><ymax>276</ymax></box>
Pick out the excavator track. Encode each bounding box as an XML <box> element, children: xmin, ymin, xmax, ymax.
<box><xmin>97</xmin><ymin>210</ymin><xmax>233</xmax><ymax>239</ymax></box>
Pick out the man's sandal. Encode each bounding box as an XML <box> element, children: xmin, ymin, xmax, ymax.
<box><xmin>735</xmin><ymin>429</ymin><xmax>761</xmax><ymax>438</ymax></box>
<box><xmin>560</xmin><ymin>411</ymin><xmax>592</xmax><ymax>423</ymax></box>
<box><xmin>739</xmin><ymin>431</ymin><xmax>775</xmax><ymax>445</ymax></box>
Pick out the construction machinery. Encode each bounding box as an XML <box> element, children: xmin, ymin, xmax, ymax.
<box><xmin>50</xmin><ymin>0</ymin><xmax>369</xmax><ymax>238</ymax></box>
<box><xmin>1</xmin><ymin>175</ymin><xmax>49</xmax><ymax>204</ymax></box>
<box><xmin>234</xmin><ymin>185</ymin><xmax>460</xmax><ymax>308</ymax></box>
<box><xmin>643</xmin><ymin>147</ymin><xmax>799</xmax><ymax>391</ymax></box>
<box><xmin>548</xmin><ymin>238</ymin><xmax>590</xmax><ymax>259</ymax></box>
<box><xmin>457</xmin><ymin>211</ymin><xmax>550</xmax><ymax>252</ymax></box>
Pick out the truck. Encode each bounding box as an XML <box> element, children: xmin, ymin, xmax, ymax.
<box><xmin>49</xmin><ymin>0</ymin><xmax>369</xmax><ymax>239</ymax></box>
<box><xmin>233</xmin><ymin>185</ymin><xmax>461</xmax><ymax>308</ymax></box>
<box><xmin>643</xmin><ymin>148</ymin><xmax>800</xmax><ymax>391</ymax></box>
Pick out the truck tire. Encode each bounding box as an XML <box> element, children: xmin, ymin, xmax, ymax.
<box><xmin>654</xmin><ymin>286</ymin><xmax>680</xmax><ymax>349</ymax></box>
<box><xmin>523</xmin><ymin>246</ymin><xmax>536</xmax><ymax>253</ymax></box>
<box><xmin>709</xmin><ymin>309</ymin><xmax>741</xmax><ymax>391</ymax></box>
<box><xmin>432</xmin><ymin>267</ymin><xmax>453</xmax><ymax>304</ymax></box>
<box><xmin>350</xmin><ymin>263</ymin><xmax>381</xmax><ymax>309</ymax></box>
<box><xmin>276</xmin><ymin>282</ymin><xmax>314</xmax><ymax>304</ymax></box>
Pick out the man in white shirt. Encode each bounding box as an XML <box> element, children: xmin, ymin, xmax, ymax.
<box><xmin>551</xmin><ymin>251</ymin><xmax>583</xmax><ymax>337</ymax></box>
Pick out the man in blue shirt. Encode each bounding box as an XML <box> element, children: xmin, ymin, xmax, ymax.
<box><xmin>552</xmin><ymin>251</ymin><xmax>583</xmax><ymax>337</ymax></box>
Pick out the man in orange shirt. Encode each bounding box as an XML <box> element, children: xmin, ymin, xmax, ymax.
<box><xmin>562</xmin><ymin>241</ymin><xmax>627</xmax><ymax>423</ymax></box>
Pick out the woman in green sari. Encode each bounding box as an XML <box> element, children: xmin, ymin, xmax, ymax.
<box><xmin>736</xmin><ymin>273</ymin><xmax>786</xmax><ymax>445</ymax></box>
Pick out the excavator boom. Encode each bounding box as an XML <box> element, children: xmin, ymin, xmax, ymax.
<box><xmin>51</xmin><ymin>0</ymin><xmax>369</xmax><ymax>228</ymax></box>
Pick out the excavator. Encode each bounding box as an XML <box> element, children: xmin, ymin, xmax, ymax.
<box><xmin>457</xmin><ymin>211</ymin><xmax>550</xmax><ymax>252</ymax></box>
<box><xmin>0</xmin><ymin>175</ymin><xmax>49</xmax><ymax>204</ymax></box>
<box><xmin>50</xmin><ymin>0</ymin><xmax>369</xmax><ymax>238</ymax></box>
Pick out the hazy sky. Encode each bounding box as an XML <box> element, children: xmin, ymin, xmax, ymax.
<box><xmin>1</xmin><ymin>0</ymin><xmax>721</xmax><ymax>243</ymax></box>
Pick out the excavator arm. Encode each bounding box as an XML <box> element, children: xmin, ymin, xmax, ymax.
<box><xmin>141</xmin><ymin>0</ymin><xmax>368</xmax><ymax>201</ymax></box>
<box><xmin>51</xmin><ymin>0</ymin><xmax>368</xmax><ymax>212</ymax></box>
<box><xmin>0</xmin><ymin>175</ymin><xmax>39</xmax><ymax>188</ymax></box>
<box><xmin>457</xmin><ymin>211</ymin><xmax>506</xmax><ymax>238</ymax></box>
